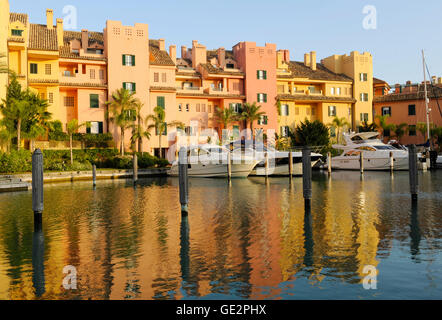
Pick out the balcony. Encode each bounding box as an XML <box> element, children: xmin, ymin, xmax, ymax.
<box><xmin>60</xmin><ymin>72</ymin><xmax>106</xmax><ymax>87</ymax></box>
<box><xmin>204</xmin><ymin>87</ymin><xmax>228</xmax><ymax>95</ymax></box>
<box><xmin>176</xmin><ymin>86</ymin><xmax>204</xmax><ymax>94</ymax></box>
<box><xmin>307</xmin><ymin>89</ymin><xmax>323</xmax><ymax>95</ymax></box>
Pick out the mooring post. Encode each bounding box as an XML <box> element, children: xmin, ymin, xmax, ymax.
<box><xmin>133</xmin><ymin>154</ymin><xmax>138</xmax><ymax>185</ymax></box>
<box><xmin>288</xmin><ymin>151</ymin><xmax>293</xmax><ymax>179</ymax></box>
<box><xmin>302</xmin><ymin>147</ymin><xmax>312</xmax><ymax>208</ymax></box>
<box><xmin>265</xmin><ymin>152</ymin><xmax>269</xmax><ymax>178</ymax></box>
<box><xmin>227</xmin><ymin>151</ymin><xmax>232</xmax><ymax>180</ymax></box>
<box><xmin>409</xmin><ymin>144</ymin><xmax>418</xmax><ymax>201</ymax></box>
<box><xmin>32</xmin><ymin>149</ymin><xmax>44</xmax><ymax>229</ymax></box>
<box><xmin>179</xmin><ymin>147</ymin><xmax>189</xmax><ymax>215</ymax></box>
<box><xmin>92</xmin><ymin>164</ymin><xmax>97</xmax><ymax>187</ymax></box>
<box><xmin>327</xmin><ymin>151</ymin><xmax>332</xmax><ymax>176</ymax></box>
<box><xmin>360</xmin><ymin>152</ymin><xmax>364</xmax><ymax>174</ymax></box>
<box><xmin>390</xmin><ymin>151</ymin><xmax>394</xmax><ymax>174</ymax></box>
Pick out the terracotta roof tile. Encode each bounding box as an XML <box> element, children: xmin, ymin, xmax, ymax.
<box><xmin>63</xmin><ymin>30</ymin><xmax>104</xmax><ymax>46</ymax></box>
<box><xmin>279</xmin><ymin>61</ymin><xmax>352</xmax><ymax>82</ymax></box>
<box><xmin>9</xmin><ymin>12</ymin><xmax>28</xmax><ymax>24</ymax></box>
<box><xmin>28</xmin><ymin>24</ymin><xmax>58</xmax><ymax>51</ymax></box>
<box><xmin>59</xmin><ymin>45</ymin><xmax>106</xmax><ymax>61</ymax></box>
<box><xmin>278</xmin><ymin>93</ymin><xmax>356</xmax><ymax>103</ymax></box>
<box><xmin>374</xmin><ymin>85</ymin><xmax>442</xmax><ymax>103</ymax></box>
<box><xmin>149</xmin><ymin>40</ymin><xmax>175</xmax><ymax>66</ymax></box>
<box><xmin>200</xmin><ymin>63</ymin><xmax>244</xmax><ymax>76</ymax></box>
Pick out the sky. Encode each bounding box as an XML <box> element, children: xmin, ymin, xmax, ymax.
<box><xmin>9</xmin><ymin>0</ymin><xmax>442</xmax><ymax>85</ymax></box>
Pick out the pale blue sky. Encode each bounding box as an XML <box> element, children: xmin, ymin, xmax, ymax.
<box><xmin>10</xmin><ymin>0</ymin><xmax>442</xmax><ymax>85</ymax></box>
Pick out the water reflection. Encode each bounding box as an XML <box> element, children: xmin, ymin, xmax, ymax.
<box><xmin>0</xmin><ymin>171</ymin><xmax>441</xmax><ymax>300</ymax></box>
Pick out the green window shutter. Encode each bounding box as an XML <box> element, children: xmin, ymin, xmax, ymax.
<box><xmin>257</xmin><ymin>70</ymin><xmax>260</xmax><ymax>79</ymax></box>
<box><xmin>132</xmin><ymin>55</ymin><xmax>135</xmax><ymax>66</ymax></box>
<box><xmin>122</xmin><ymin>54</ymin><xmax>126</xmax><ymax>66</ymax></box>
<box><xmin>123</xmin><ymin>82</ymin><xmax>126</xmax><ymax>90</ymax></box>
<box><xmin>257</xmin><ymin>94</ymin><xmax>260</xmax><ymax>102</ymax></box>
<box><xmin>86</xmin><ymin>122</ymin><xmax>91</xmax><ymax>134</ymax></box>
<box><xmin>264</xmin><ymin>71</ymin><xmax>267</xmax><ymax>80</ymax></box>
<box><xmin>264</xmin><ymin>116</ymin><xmax>268</xmax><ymax>125</ymax></box>
<box><xmin>133</xmin><ymin>83</ymin><xmax>136</xmax><ymax>92</ymax></box>
<box><xmin>90</xmin><ymin>94</ymin><xmax>99</xmax><ymax>108</ymax></box>
<box><xmin>157</xmin><ymin>96</ymin><xmax>165</xmax><ymax>109</ymax></box>
<box><xmin>264</xmin><ymin>94</ymin><xmax>267</xmax><ymax>103</ymax></box>
<box><xmin>98</xmin><ymin>122</ymin><xmax>103</xmax><ymax>134</ymax></box>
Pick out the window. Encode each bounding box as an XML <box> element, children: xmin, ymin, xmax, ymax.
<box><xmin>86</xmin><ymin>121</ymin><xmax>103</xmax><ymax>134</ymax></box>
<box><xmin>90</xmin><ymin>69</ymin><xmax>95</xmax><ymax>79</ymax></box>
<box><xmin>30</xmin><ymin>63</ymin><xmax>38</xmax><ymax>74</ymax></box>
<box><xmin>230</xmin><ymin>103</ymin><xmax>242</xmax><ymax>113</ymax></box>
<box><xmin>64</xmin><ymin>96</ymin><xmax>75</xmax><ymax>107</ymax></box>
<box><xmin>11</xmin><ymin>29</ymin><xmax>23</xmax><ymax>36</ymax></box>
<box><xmin>409</xmin><ymin>125</ymin><xmax>417</xmax><ymax>136</ymax></box>
<box><xmin>408</xmin><ymin>104</ymin><xmax>416</xmax><ymax>116</ymax></box>
<box><xmin>257</xmin><ymin>93</ymin><xmax>267</xmax><ymax>103</ymax></box>
<box><xmin>257</xmin><ymin>70</ymin><xmax>267</xmax><ymax>80</ymax></box>
<box><xmin>48</xmin><ymin>92</ymin><xmax>53</xmax><ymax>104</ymax></box>
<box><xmin>162</xmin><ymin>73</ymin><xmax>167</xmax><ymax>82</ymax></box>
<box><xmin>328</xmin><ymin>106</ymin><xmax>336</xmax><ymax>117</ymax></box>
<box><xmin>90</xmin><ymin>94</ymin><xmax>99</xmax><ymax>108</ymax></box>
<box><xmin>280</xmin><ymin>126</ymin><xmax>289</xmax><ymax>137</ymax></box>
<box><xmin>157</xmin><ymin>96</ymin><xmax>165</xmax><ymax>109</ymax></box>
<box><xmin>196</xmin><ymin>104</ymin><xmax>201</xmax><ymax>112</ymax></box>
<box><xmin>281</xmin><ymin>104</ymin><xmax>289</xmax><ymax>116</ymax></box>
<box><xmin>258</xmin><ymin>115</ymin><xmax>268</xmax><ymax>125</ymax></box>
<box><xmin>360</xmin><ymin>93</ymin><xmax>369</xmax><ymax>102</ymax></box>
<box><xmin>360</xmin><ymin>113</ymin><xmax>369</xmax><ymax>122</ymax></box>
<box><xmin>226</xmin><ymin>63</ymin><xmax>235</xmax><ymax>69</ymax></box>
<box><xmin>330</xmin><ymin>126</ymin><xmax>336</xmax><ymax>137</ymax></box>
<box><xmin>99</xmin><ymin>69</ymin><xmax>104</xmax><ymax>80</ymax></box>
<box><xmin>202</xmin><ymin>104</ymin><xmax>206</xmax><ymax>113</ymax></box>
<box><xmin>384</xmin><ymin>129</ymin><xmax>391</xmax><ymax>137</ymax></box>
<box><xmin>360</xmin><ymin>73</ymin><xmax>368</xmax><ymax>82</ymax></box>
<box><xmin>122</xmin><ymin>54</ymin><xmax>135</xmax><ymax>66</ymax></box>
<box><xmin>123</xmin><ymin>82</ymin><xmax>136</xmax><ymax>93</ymax></box>
<box><xmin>154</xmin><ymin>73</ymin><xmax>159</xmax><ymax>82</ymax></box>
<box><xmin>382</xmin><ymin>107</ymin><xmax>391</xmax><ymax>116</ymax></box>
<box><xmin>336</xmin><ymin>87</ymin><xmax>341</xmax><ymax>95</ymax></box>
<box><xmin>186</xmin><ymin>104</ymin><xmax>190</xmax><ymax>112</ymax></box>
<box><xmin>330</xmin><ymin>87</ymin><xmax>335</xmax><ymax>95</ymax></box>
<box><xmin>208</xmin><ymin>105</ymin><xmax>212</xmax><ymax>113</ymax></box>
<box><xmin>45</xmin><ymin>64</ymin><xmax>51</xmax><ymax>75</ymax></box>
<box><xmin>178</xmin><ymin>103</ymin><xmax>182</xmax><ymax>112</ymax></box>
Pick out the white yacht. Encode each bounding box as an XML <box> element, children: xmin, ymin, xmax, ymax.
<box><xmin>331</xmin><ymin>132</ymin><xmax>409</xmax><ymax>170</ymax></box>
<box><xmin>227</xmin><ymin>141</ymin><xmax>322</xmax><ymax>176</ymax></box>
<box><xmin>169</xmin><ymin>145</ymin><xmax>258</xmax><ymax>178</ymax></box>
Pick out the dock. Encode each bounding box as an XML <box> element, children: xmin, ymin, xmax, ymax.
<box><xmin>0</xmin><ymin>175</ymin><xmax>31</xmax><ymax>193</ymax></box>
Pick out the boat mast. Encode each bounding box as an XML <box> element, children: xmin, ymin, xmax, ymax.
<box><xmin>422</xmin><ymin>50</ymin><xmax>431</xmax><ymax>149</ymax></box>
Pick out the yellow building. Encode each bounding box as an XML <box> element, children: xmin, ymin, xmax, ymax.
<box><xmin>276</xmin><ymin>50</ymin><xmax>356</xmax><ymax>138</ymax></box>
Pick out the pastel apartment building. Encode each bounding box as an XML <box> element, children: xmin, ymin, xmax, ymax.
<box><xmin>0</xmin><ymin>0</ymin><xmax>376</xmax><ymax>156</ymax></box>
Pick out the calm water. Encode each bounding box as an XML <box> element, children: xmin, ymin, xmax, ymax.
<box><xmin>0</xmin><ymin>170</ymin><xmax>441</xmax><ymax>300</ymax></box>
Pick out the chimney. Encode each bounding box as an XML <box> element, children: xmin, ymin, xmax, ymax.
<box><xmin>81</xmin><ymin>29</ymin><xmax>88</xmax><ymax>51</ymax></box>
<box><xmin>169</xmin><ymin>45</ymin><xmax>176</xmax><ymax>64</ymax></box>
<box><xmin>46</xmin><ymin>9</ymin><xmax>54</xmax><ymax>29</ymax></box>
<box><xmin>158</xmin><ymin>38</ymin><xmax>165</xmax><ymax>51</ymax></box>
<box><xmin>395</xmin><ymin>84</ymin><xmax>401</xmax><ymax>94</ymax></box>
<box><xmin>310</xmin><ymin>51</ymin><xmax>317</xmax><ymax>71</ymax></box>
<box><xmin>432</xmin><ymin>76</ymin><xmax>437</xmax><ymax>83</ymax></box>
<box><xmin>283</xmin><ymin>49</ymin><xmax>290</xmax><ymax>63</ymax></box>
<box><xmin>304</xmin><ymin>53</ymin><xmax>310</xmax><ymax>67</ymax></box>
<box><xmin>438</xmin><ymin>77</ymin><xmax>442</xmax><ymax>85</ymax></box>
<box><xmin>192</xmin><ymin>40</ymin><xmax>206</xmax><ymax>69</ymax></box>
<box><xmin>217</xmin><ymin>47</ymin><xmax>225</xmax><ymax>68</ymax></box>
<box><xmin>56</xmin><ymin>18</ymin><xmax>63</xmax><ymax>47</ymax></box>
<box><xmin>181</xmin><ymin>45</ymin><xmax>187</xmax><ymax>59</ymax></box>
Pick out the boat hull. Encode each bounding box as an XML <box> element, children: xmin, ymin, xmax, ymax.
<box><xmin>331</xmin><ymin>156</ymin><xmax>409</xmax><ymax>170</ymax></box>
<box><xmin>250</xmin><ymin>160</ymin><xmax>320</xmax><ymax>176</ymax></box>
<box><xmin>169</xmin><ymin>162</ymin><xmax>257</xmax><ymax>178</ymax></box>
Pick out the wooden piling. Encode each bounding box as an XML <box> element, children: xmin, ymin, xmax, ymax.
<box><xmin>327</xmin><ymin>151</ymin><xmax>332</xmax><ymax>176</ymax></box>
<box><xmin>359</xmin><ymin>152</ymin><xmax>364</xmax><ymax>174</ymax></box>
<box><xmin>409</xmin><ymin>144</ymin><xmax>418</xmax><ymax>201</ymax></box>
<box><xmin>32</xmin><ymin>149</ymin><xmax>44</xmax><ymax>228</ymax></box>
<box><xmin>302</xmin><ymin>147</ymin><xmax>312</xmax><ymax>207</ymax></box>
<box><xmin>227</xmin><ymin>151</ymin><xmax>232</xmax><ymax>180</ymax></box>
<box><xmin>179</xmin><ymin>147</ymin><xmax>189</xmax><ymax>215</ymax></box>
<box><xmin>133</xmin><ymin>154</ymin><xmax>138</xmax><ymax>185</ymax></box>
<box><xmin>390</xmin><ymin>151</ymin><xmax>394</xmax><ymax>173</ymax></box>
<box><xmin>288</xmin><ymin>151</ymin><xmax>293</xmax><ymax>178</ymax></box>
<box><xmin>92</xmin><ymin>164</ymin><xmax>97</xmax><ymax>187</ymax></box>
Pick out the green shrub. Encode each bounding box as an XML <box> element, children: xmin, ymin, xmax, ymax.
<box><xmin>0</xmin><ymin>150</ymin><xmax>32</xmax><ymax>173</ymax></box>
<box><xmin>156</xmin><ymin>158</ymin><xmax>170</xmax><ymax>168</ymax></box>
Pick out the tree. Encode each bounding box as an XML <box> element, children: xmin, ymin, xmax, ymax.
<box><xmin>213</xmin><ymin>106</ymin><xmax>238</xmax><ymax>140</ymax></box>
<box><xmin>106</xmin><ymin>88</ymin><xmax>139</xmax><ymax>156</ymax></box>
<box><xmin>359</xmin><ymin>121</ymin><xmax>377</xmax><ymax>133</ymax></box>
<box><xmin>431</xmin><ymin>127</ymin><xmax>442</xmax><ymax>152</ymax></box>
<box><xmin>67</xmin><ymin>119</ymin><xmax>89</xmax><ymax>165</ymax></box>
<box><xmin>146</xmin><ymin>106</ymin><xmax>183</xmax><ymax>158</ymax></box>
<box><xmin>21</xmin><ymin>91</ymin><xmax>51</xmax><ymax>151</ymax></box>
<box><xmin>0</xmin><ymin>75</ymin><xmax>23</xmax><ymax>149</ymax></box>
<box><xmin>239</xmin><ymin>102</ymin><xmax>266</xmax><ymax>139</ymax></box>
<box><xmin>131</xmin><ymin>101</ymin><xmax>151</xmax><ymax>153</ymax></box>
<box><xmin>292</xmin><ymin>120</ymin><xmax>330</xmax><ymax>147</ymax></box>
<box><xmin>393</xmin><ymin>123</ymin><xmax>408</xmax><ymax>143</ymax></box>
<box><xmin>328</xmin><ymin>116</ymin><xmax>350</xmax><ymax>144</ymax></box>
<box><xmin>375</xmin><ymin>115</ymin><xmax>395</xmax><ymax>140</ymax></box>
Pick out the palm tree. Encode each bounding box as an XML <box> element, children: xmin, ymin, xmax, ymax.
<box><xmin>22</xmin><ymin>91</ymin><xmax>51</xmax><ymax>152</ymax></box>
<box><xmin>359</xmin><ymin>121</ymin><xmax>377</xmax><ymax>133</ymax></box>
<box><xmin>212</xmin><ymin>106</ymin><xmax>238</xmax><ymax>140</ymax></box>
<box><xmin>393</xmin><ymin>123</ymin><xmax>408</xmax><ymax>143</ymax></box>
<box><xmin>106</xmin><ymin>88</ymin><xmax>139</xmax><ymax>156</ymax></box>
<box><xmin>131</xmin><ymin>101</ymin><xmax>150</xmax><ymax>153</ymax></box>
<box><xmin>239</xmin><ymin>102</ymin><xmax>266</xmax><ymax>139</ymax></box>
<box><xmin>67</xmin><ymin>119</ymin><xmax>89</xmax><ymax>165</ymax></box>
<box><xmin>146</xmin><ymin>106</ymin><xmax>183</xmax><ymax>158</ymax></box>
<box><xmin>375</xmin><ymin>115</ymin><xmax>395</xmax><ymax>140</ymax></box>
<box><xmin>328</xmin><ymin>116</ymin><xmax>350</xmax><ymax>144</ymax></box>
